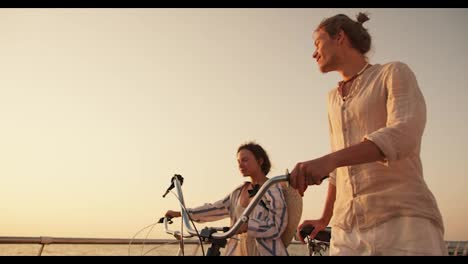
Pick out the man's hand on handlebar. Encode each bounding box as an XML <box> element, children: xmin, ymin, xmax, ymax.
<box><xmin>296</xmin><ymin>219</ymin><xmax>328</xmax><ymax>244</ymax></box>
<box><xmin>290</xmin><ymin>156</ymin><xmax>334</xmax><ymax>196</ymax></box>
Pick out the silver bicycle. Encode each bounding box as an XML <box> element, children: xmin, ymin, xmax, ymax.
<box><xmin>161</xmin><ymin>173</ymin><xmax>290</xmax><ymax>256</ymax></box>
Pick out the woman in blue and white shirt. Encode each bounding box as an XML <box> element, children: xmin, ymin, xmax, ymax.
<box><xmin>165</xmin><ymin>142</ymin><xmax>288</xmax><ymax>256</ymax></box>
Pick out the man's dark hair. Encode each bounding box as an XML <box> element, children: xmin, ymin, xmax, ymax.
<box><xmin>317</xmin><ymin>12</ymin><xmax>371</xmax><ymax>55</ymax></box>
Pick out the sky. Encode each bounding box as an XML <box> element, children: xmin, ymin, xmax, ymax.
<box><xmin>0</xmin><ymin>8</ymin><xmax>467</xmax><ymax>242</ymax></box>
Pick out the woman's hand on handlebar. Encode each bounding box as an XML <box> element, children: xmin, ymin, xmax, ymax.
<box><xmin>165</xmin><ymin>210</ymin><xmax>181</xmax><ymax>218</ymax></box>
<box><xmin>296</xmin><ymin>219</ymin><xmax>327</xmax><ymax>244</ymax></box>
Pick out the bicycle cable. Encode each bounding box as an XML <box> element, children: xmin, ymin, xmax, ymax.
<box><xmin>128</xmin><ymin>221</ymin><xmax>160</xmax><ymax>256</ymax></box>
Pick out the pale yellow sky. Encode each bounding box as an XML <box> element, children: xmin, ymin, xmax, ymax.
<box><xmin>0</xmin><ymin>8</ymin><xmax>467</xmax><ymax>241</ymax></box>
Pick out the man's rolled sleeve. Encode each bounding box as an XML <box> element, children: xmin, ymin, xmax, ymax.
<box><xmin>364</xmin><ymin>132</ymin><xmax>394</xmax><ymax>166</ymax></box>
<box><xmin>364</xmin><ymin>62</ymin><xmax>426</xmax><ymax>166</ymax></box>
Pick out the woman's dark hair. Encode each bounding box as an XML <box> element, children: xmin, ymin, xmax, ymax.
<box><xmin>237</xmin><ymin>142</ymin><xmax>271</xmax><ymax>176</ymax></box>
<box><xmin>316</xmin><ymin>12</ymin><xmax>371</xmax><ymax>55</ymax></box>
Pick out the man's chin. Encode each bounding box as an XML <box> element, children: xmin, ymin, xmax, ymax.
<box><xmin>319</xmin><ymin>65</ymin><xmax>331</xmax><ymax>73</ymax></box>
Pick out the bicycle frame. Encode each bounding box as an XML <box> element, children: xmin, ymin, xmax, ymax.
<box><xmin>163</xmin><ymin>173</ymin><xmax>290</xmax><ymax>256</ymax></box>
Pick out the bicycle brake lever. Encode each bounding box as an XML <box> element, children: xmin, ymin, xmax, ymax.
<box><xmin>158</xmin><ymin>217</ymin><xmax>173</xmax><ymax>224</ymax></box>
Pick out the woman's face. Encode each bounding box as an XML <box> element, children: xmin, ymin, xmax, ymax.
<box><xmin>237</xmin><ymin>149</ymin><xmax>262</xmax><ymax>177</ymax></box>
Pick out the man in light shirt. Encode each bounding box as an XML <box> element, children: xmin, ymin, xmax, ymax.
<box><xmin>290</xmin><ymin>12</ymin><xmax>447</xmax><ymax>256</ymax></box>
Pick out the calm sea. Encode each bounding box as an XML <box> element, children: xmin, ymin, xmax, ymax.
<box><xmin>0</xmin><ymin>242</ymin><xmax>314</xmax><ymax>256</ymax></box>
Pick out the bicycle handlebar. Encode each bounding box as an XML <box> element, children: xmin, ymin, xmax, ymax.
<box><xmin>163</xmin><ymin>175</ymin><xmax>199</xmax><ymax>238</ymax></box>
<box><xmin>163</xmin><ymin>217</ymin><xmax>196</xmax><ymax>239</ymax></box>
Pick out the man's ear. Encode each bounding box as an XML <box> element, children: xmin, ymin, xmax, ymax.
<box><xmin>336</xmin><ymin>29</ymin><xmax>346</xmax><ymax>45</ymax></box>
<box><xmin>339</xmin><ymin>29</ymin><xmax>354</xmax><ymax>49</ymax></box>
